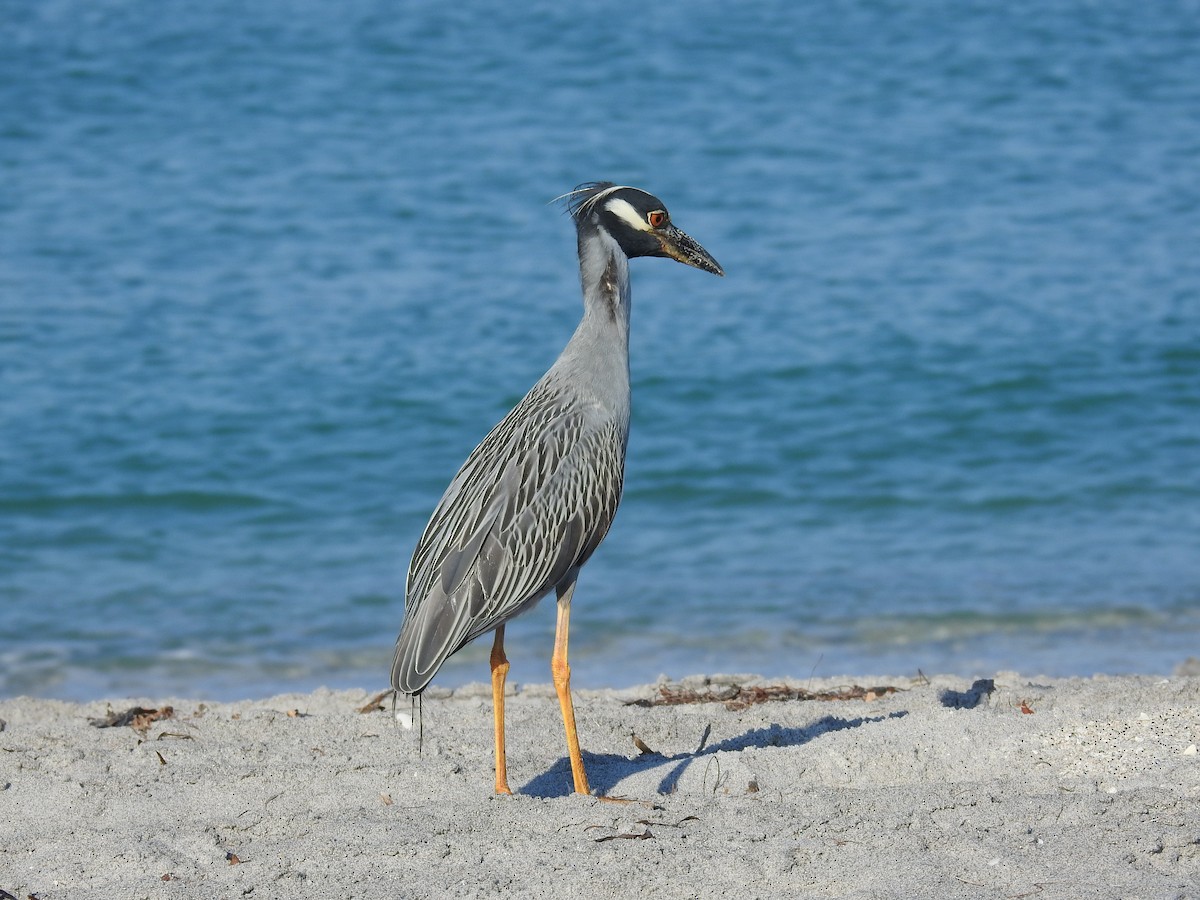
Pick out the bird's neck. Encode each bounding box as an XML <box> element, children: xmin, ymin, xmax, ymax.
<box><xmin>549</xmin><ymin>226</ymin><xmax>632</xmax><ymax>405</ymax></box>
<box><xmin>575</xmin><ymin>225</ymin><xmax>631</xmax><ymax>340</ymax></box>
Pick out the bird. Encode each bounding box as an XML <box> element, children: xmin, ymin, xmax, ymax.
<box><xmin>391</xmin><ymin>182</ymin><xmax>723</xmax><ymax>796</ymax></box>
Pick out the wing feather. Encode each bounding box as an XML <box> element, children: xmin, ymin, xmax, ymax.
<box><xmin>391</xmin><ymin>380</ymin><xmax>626</xmax><ymax>694</ymax></box>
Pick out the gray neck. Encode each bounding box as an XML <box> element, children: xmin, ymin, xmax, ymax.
<box><xmin>576</xmin><ymin>224</ymin><xmax>631</xmax><ymax>338</ymax></box>
<box><xmin>546</xmin><ymin>223</ymin><xmax>632</xmax><ymax>410</ymax></box>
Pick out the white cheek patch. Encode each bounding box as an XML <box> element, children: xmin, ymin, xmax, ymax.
<box><xmin>604</xmin><ymin>197</ymin><xmax>653</xmax><ymax>232</ymax></box>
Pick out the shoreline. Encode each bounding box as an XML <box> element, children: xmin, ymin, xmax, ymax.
<box><xmin>2</xmin><ymin>672</ymin><xmax>1197</xmax><ymax>898</ymax></box>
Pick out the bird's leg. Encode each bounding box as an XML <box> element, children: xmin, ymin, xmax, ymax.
<box><xmin>552</xmin><ymin>581</ymin><xmax>591</xmax><ymax>795</ymax></box>
<box><xmin>489</xmin><ymin>625</ymin><xmax>512</xmax><ymax>795</ymax></box>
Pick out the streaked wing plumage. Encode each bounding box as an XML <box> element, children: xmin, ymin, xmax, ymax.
<box><xmin>391</xmin><ymin>378</ymin><xmax>625</xmax><ymax>694</ymax></box>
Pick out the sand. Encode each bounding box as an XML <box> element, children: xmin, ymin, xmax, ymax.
<box><xmin>1</xmin><ymin>671</ymin><xmax>1197</xmax><ymax>899</ymax></box>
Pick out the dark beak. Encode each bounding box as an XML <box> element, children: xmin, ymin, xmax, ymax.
<box><xmin>658</xmin><ymin>224</ymin><xmax>724</xmax><ymax>276</ymax></box>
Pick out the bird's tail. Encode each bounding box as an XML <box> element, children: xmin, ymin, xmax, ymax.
<box><xmin>390</xmin><ymin>688</ymin><xmax>425</xmax><ymax>753</ymax></box>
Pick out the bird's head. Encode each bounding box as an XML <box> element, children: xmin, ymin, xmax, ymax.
<box><xmin>564</xmin><ymin>182</ymin><xmax>724</xmax><ymax>277</ymax></box>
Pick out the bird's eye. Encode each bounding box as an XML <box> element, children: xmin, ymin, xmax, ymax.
<box><xmin>647</xmin><ymin>210</ymin><xmax>667</xmax><ymax>228</ymax></box>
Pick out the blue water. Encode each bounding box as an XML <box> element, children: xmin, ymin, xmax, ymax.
<box><xmin>2</xmin><ymin>1</ymin><xmax>1199</xmax><ymax>700</ymax></box>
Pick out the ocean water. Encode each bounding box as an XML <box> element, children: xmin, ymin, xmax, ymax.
<box><xmin>2</xmin><ymin>1</ymin><xmax>1198</xmax><ymax>701</ymax></box>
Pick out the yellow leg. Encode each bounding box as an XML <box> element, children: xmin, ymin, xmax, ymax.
<box><xmin>490</xmin><ymin>626</ymin><xmax>512</xmax><ymax>795</ymax></box>
<box><xmin>552</xmin><ymin>582</ymin><xmax>591</xmax><ymax>795</ymax></box>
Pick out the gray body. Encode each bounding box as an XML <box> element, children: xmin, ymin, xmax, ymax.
<box><xmin>391</xmin><ymin>183</ymin><xmax>721</xmax><ymax>698</ymax></box>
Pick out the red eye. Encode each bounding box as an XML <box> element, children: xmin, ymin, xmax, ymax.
<box><xmin>647</xmin><ymin>210</ymin><xmax>667</xmax><ymax>228</ymax></box>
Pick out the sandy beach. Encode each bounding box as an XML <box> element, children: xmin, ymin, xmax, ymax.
<box><xmin>2</xmin><ymin>671</ymin><xmax>1197</xmax><ymax>899</ymax></box>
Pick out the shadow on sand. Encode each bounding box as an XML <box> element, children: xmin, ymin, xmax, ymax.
<box><xmin>521</xmin><ymin>710</ymin><xmax>907</xmax><ymax>799</ymax></box>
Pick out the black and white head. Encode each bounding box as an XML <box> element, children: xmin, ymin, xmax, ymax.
<box><xmin>565</xmin><ymin>182</ymin><xmax>724</xmax><ymax>277</ymax></box>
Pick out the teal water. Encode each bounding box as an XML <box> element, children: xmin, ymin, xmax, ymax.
<box><xmin>2</xmin><ymin>1</ymin><xmax>1199</xmax><ymax>700</ymax></box>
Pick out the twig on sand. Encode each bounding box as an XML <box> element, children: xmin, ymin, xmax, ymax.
<box><xmin>357</xmin><ymin>690</ymin><xmax>393</xmax><ymax>714</ymax></box>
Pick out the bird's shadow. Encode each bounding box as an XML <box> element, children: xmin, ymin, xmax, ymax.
<box><xmin>520</xmin><ymin>710</ymin><xmax>907</xmax><ymax>799</ymax></box>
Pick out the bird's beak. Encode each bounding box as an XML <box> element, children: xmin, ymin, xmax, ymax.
<box><xmin>657</xmin><ymin>224</ymin><xmax>724</xmax><ymax>276</ymax></box>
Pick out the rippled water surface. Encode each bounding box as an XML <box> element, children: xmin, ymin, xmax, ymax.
<box><xmin>2</xmin><ymin>1</ymin><xmax>1199</xmax><ymax>699</ymax></box>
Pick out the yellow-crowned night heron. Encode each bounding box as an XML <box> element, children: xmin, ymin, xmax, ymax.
<box><xmin>391</xmin><ymin>182</ymin><xmax>723</xmax><ymax>795</ymax></box>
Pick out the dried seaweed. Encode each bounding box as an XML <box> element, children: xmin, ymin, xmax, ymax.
<box><xmin>626</xmin><ymin>683</ymin><xmax>899</xmax><ymax>711</ymax></box>
<box><xmin>87</xmin><ymin>706</ymin><xmax>175</xmax><ymax>733</ymax></box>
